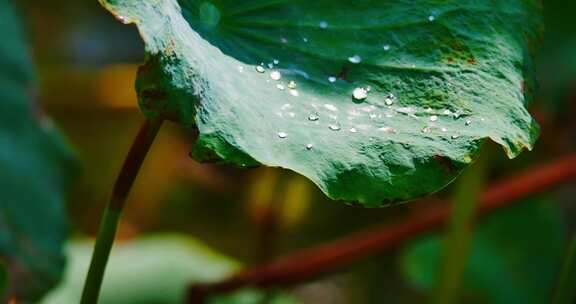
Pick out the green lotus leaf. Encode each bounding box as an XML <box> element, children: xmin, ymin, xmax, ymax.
<box><xmin>100</xmin><ymin>0</ymin><xmax>541</xmax><ymax>206</ymax></box>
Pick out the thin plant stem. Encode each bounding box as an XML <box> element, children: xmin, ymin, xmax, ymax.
<box><xmin>80</xmin><ymin>118</ymin><xmax>163</xmax><ymax>304</ymax></box>
<box><xmin>552</xmin><ymin>234</ymin><xmax>576</xmax><ymax>304</ymax></box>
<box><xmin>432</xmin><ymin>156</ymin><xmax>487</xmax><ymax>304</ymax></box>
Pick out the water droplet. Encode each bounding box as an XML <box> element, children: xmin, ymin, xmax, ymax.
<box><xmin>306</xmin><ymin>144</ymin><xmax>314</xmax><ymax>150</ymax></box>
<box><xmin>280</xmin><ymin>37</ymin><xmax>288</xmax><ymax>44</ymax></box>
<box><xmin>308</xmin><ymin>113</ymin><xmax>320</xmax><ymax>121</ymax></box>
<box><xmin>329</xmin><ymin>123</ymin><xmax>341</xmax><ymax>131</ymax></box>
<box><xmin>379</xmin><ymin>127</ymin><xmax>397</xmax><ymax>134</ymax></box>
<box><xmin>276</xmin><ymin>84</ymin><xmax>286</xmax><ymax>90</ymax></box>
<box><xmin>430</xmin><ymin>115</ymin><xmax>438</xmax><ymax>122</ymax></box>
<box><xmin>451</xmin><ymin>134</ymin><xmax>460</xmax><ymax>139</ymax></box>
<box><xmin>319</xmin><ymin>21</ymin><xmax>329</xmax><ymax>29</ymax></box>
<box><xmin>348</xmin><ymin>55</ymin><xmax>362</xmax><ymax>64</ymax></box>
<box><xmin>288</xmin><ymin>81</ymin><xmax>297</xmax><ymax>89</ymax></box>
<box><xmin>289</xmin><ymin>89</ymin><xmax>299</xmax><ymax>97</ymax></box>
<box><xmin>428</xmin><ymin>15</ymin><xmax>436</xmax><ymax>22</ymax></box>
<box><xmin>397</xmin><ymin>107</ymin><xmax>416</xmax><ymax>115</ymax></box>
<box><xmin>441</xmin><ymin>127</ymin><xmax>448</xmax><ymax>132</ymax></box>
<box><xmin>255</xmin><ymin>66</ymin><xmax>265</xmax><ymax>73</ymax></box>
<box><xmin>465</xmin><ymin>120</ymin><xmax>472</xmax><ymax>126</ymax></box>
<box><xmin>273</xmin><ymin>59</ymin><xmax>280</xmax><ymax>65</ymax></box>
<box><xmin>385</xmin><ymin>97</ymin><xmax>394</xmax><ymax>106</ymax></box>
<box><xmin>349</xmin><ymin>127</ymin><xmax>358</xmax><ymax>133</ymax></box>
<box><xmin>278</xmin><ymin>132</ymin><xmax>288</xmax><ymax>139</ymax></box>
<box><xmin>302</xmin><ymin>37</ymin><xmax>309</xmax><ymax>43</ymax></box>
<box><xmin>352</xmin><ymin>87</ymin><xmax>369</xmax><ymax>102</ymax></box>
<box><xmin>422</xmin><ymin>126</ymin><xmax>432</xmax><ymax>133</ymax></box>
<box><xmin>268</xmin><ymin>63</ymin><xmax>275</xmax><ymax>69</ymax></box>
<box><xmin>383</xmin><ymin>44</ymin><xmax>391</xmax><ymax>51</ymax></box>
<box><xmin>238</xmin><ymin>66</ymin><xmax>244</xmax><ymax>73</ymax></box>
<box><xmin>270</xmin><ymin>71</ymin><xmax>282</xmax><ymax>81</ymax></box>
<box><xmin>324</xmin><ymin>104</ymin><xmax>338</xmax><ymax>112</ymax></box>
<box><xmin>117</xmin><ymin>15</ymin><xmax>130</xmax><ymax>24</ymax></box>
<box><xmin>328</xmin><ymin>76</ymin><xmax>337</xmax><ymax>83</ymax></box>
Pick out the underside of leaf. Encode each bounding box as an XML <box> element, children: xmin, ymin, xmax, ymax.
<box><xmin>100</xmin><ymin>0</ymin><xmax>541</xmax><ymax>206</ymax></box>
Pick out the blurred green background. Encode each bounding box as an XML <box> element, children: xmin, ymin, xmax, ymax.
<box><xmin>5</xmin><ymin>0</ymin><xmax>576</xmax><ymax>303</ymax></box>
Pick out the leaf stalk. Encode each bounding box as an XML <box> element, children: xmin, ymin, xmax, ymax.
<box><xmin>80</xmin><ymin>118</ymin><xmax>163</xmax><ymax>304</ymax></box>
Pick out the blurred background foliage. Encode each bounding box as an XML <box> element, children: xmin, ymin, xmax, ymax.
<box><xmin>3</xmin><ymin>0</ymin><xmax>576</xmax><ymax>302</ymax></box>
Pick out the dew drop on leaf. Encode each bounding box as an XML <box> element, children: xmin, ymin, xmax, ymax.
<box><xmin>329</xmin><ymin>123</ymin><xmax>342</xmax><ymax>131</ymax></box>
<box><xmin>255</xmin><ymin>66</ymin><xmax>265</xmax><ymax>73</ymax></box>
<box><xmin>348</xmin><ymin>55</ymin><xmax>362</xmax><ymax>64</ymax></box>
<box><xmin>277</xmin><ymin>132</ymin><xmax>288</xmax><ymax>139</ymax></box>
<box><xmin>328</xmin><ymin>76</ymin><xmax>337</xmax><ymax>83</ymax></box>
<box><xmin>352</xmin><ymin>87</ymin><xmax>369</xmax><ymax>102</ymax></box>
<box><xmin>308</xmin><ymin>112</ymin><xmax>320</xmax><ymax>121</ymax></box>
<box><xmin>270</xmin><ymin>71</ymin><xmax>282</xmax><ymax>80</ymax></box>
<box><xmin>324</xmin><ymin>104</ymin><xmax>338</xmax><ymax>112</ymax></box>
<box><xmin>117</xmin><ymin>15</ymin><xmax>130</xmax><ymax>24</ymax></box>
<box><xmin>381</xmin><ymin>127</ymin><xmax>397</xmax><ymax>134</ymax></box>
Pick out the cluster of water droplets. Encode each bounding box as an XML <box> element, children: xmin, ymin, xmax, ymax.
<box><xmin>238</xmin><ymin>11</ymin><xmax>480</xmax><ymax>152</ymax></box>
<box><xmin>245</xmin><ymin>59</ymin><xmax>483</xmax><ymax>150</ymax></box>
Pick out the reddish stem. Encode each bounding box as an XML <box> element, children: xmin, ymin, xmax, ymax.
<box><xmin>188</xmin><ymin>153</ymin><xmax>576</xmax><ymax>302</ymax></box>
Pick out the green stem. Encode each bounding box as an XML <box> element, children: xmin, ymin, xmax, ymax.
<box><xmin>553</xmin><ymin>235</ymin><xmax>576</xmax><ymax>304</ymax></box>
<box><xmin>80</xmin><ymin>118</ymin><xmax>163</xmax><ymax>304</ymax></box>
<box><xmin>432</xmin><ymin>156</ymin><xmax>487</xmax><ymax>304</ymax></box>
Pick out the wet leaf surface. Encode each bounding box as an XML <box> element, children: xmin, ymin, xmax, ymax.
<box><xmin>100</xmin><ymin>0</ymin><xmax>541</xmax><ymax>206</ymax></box>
